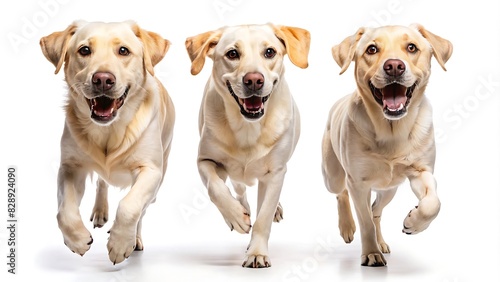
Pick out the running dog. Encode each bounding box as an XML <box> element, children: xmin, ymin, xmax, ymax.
<box><xmin>185</xmin><ymin>23</ymin><xmax>310</xmax><ymax>268</ymax></box>
<box><xmin>40</xmin><ymin>20</ymin><xmax>175</xmax><ymax>264</ymax></box>
<box><xmin>321</xmin><ymin>24</ymin><xmax>452</xmax><ymax>266</ymax></box>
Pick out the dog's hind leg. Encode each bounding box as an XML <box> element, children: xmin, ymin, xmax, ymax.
<box><xmin>322</xmin><ymin>130</ymin><xmax>356</xmax><ymax>243</ymax></box>
<box><xmin>403</xmin><ymin>171</ymin><xmax>440</xmax><ymax>234</ymax></box>
<box><xmin>336</xmin><ymin>189</ymin><xmax>356</xmax><ymax>244</ymax></box>
<box><xmin>232</xmin><ymin>181</ymin><xmax>251</xmax><ymax>217</ymax></box>
<box><xmin>135</xmin><ymin>210</ymin><xmax>146</xmax><ymax>251</ymax></box>
<box><xmin>273</xmin><ymin>202</ymin><xmax>283</xmax><ymax>223</ymax></box>
<box><xmin>90</xmin><ymin>177</ymin><xmax>108</xmax><ymax>228</ymax></box>
<box><xmin>372</xmin><ymin>188</ymin><xmax>397</xmax><ymax>253</ymax></box>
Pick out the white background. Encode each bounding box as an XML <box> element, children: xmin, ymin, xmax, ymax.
<box><xmin>1</xmin><ymin>0</ymin><xmax>499</xmax><ymax>281</ymax></box>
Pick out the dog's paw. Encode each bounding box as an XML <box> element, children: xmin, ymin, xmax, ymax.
<box><xmin>273</xmin><ymin>202</ymin><xmax>283</xmax><ymax>223</ymax></box>
<box><xmin>243</xmin><ymin>237</ymin><xmax>271</xmax><ymax>268</ymax></box>
<box><xmin>90</xmin><ymin>207</ymin><xmax>108</xmax><ymax>228</ymax></box>
<box><xmin>361</xmin><ymin>252</ymin><xmax>387</xmax><ymax>267</ymax></box>
<box><xmin>135</xmin><ymin>236</ymin><xmax>144</xmax><ymax>251</ymax></box>
<box><xmin>339</xmin><ymin>216</ymin><xmax>356</xmax><ymax>243</ymax></box>
<box><xmin>219</xmin><ymin>200</ymin><xmax>251</xmax><ymax>234</ymax></box>
<box><xmin>378</xmin><ymin>242</ymin><xmax>391</xmax><ymax>253</ymax></box>
<box><xmin>242</xmin><ymin>254</ymin><xmax>271</xmax><ymax>268</ymax></box>
<box><xmin>402</xmin><ymin>206</ymin><xmax>436</xmax><ymax>235</ymax></box>
<box><xmin>107</xmin><ymin>228</ymin><xmax>136</xmax><ymax>265</ymax></box>
<box><xmin>58</xmin><ymin>213</ymin><xmax>93</xmax><ymax>256</ymax></box>
<box><xmin>236</xmin><ymin>194</ymin><xmax>251</xmax><ymax>217</ymax></box>
<box><xmin>61</xmin><ymin>227</ymin><xmax>93</xmax><ymax>256</ymax></box>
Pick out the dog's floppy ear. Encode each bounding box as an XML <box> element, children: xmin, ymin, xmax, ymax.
<box><xmin>185</xmin><ymin>30</ymin><xmax>222</xmax><ymax>75</ymax></box>
<box><xmin>332</xmin><ymin>27</ymin><xmax>365</xmax><ymax>75</ymax></box>
<box><xmin>40</xmin><ymin>22</ymin><xmax>79</xmax><ymax>74</ymax></box>
<box><xmin>273</xmin><ymin>25</ymin><xmax>310</xmax><ymax>69</ymax></box>
<box><xmin>131</xmin><ymin>23</ymin><xmax>170</xmax><ymax>76</ymax></box>
<box><xmin>411</xmin><ymin>23</ymin><xmax>453</xmax><ymax>71</ymax></box>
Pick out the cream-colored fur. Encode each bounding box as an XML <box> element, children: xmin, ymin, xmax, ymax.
<box><xmin>186</xmin><ymin>23</ymin><xmax>310</xmax><ymax>268</ymax></box>
<box><xmin>40</xmin><ymin>21</ymin><xmax>175</xmax><ymax>265</ymax></box>
<box><xmin>322</xmin><ymin>24</ymin><xmax>452</xmax><ymax>266</ymax></box>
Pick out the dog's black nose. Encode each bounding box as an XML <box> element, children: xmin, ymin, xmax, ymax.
<box><xmin>383</xmin><ymin>59</ymin><xmax>405</xmax><ymax>77</ymax></box>
<box><xmin>92</xmin><ymin>72</ymin><xmax>116</xmax><ymax>92</ymax></box>
<box><xmin>243</xmin><ymin>72</ymin><xmax>264</xmax><ymax>91</ymax></box>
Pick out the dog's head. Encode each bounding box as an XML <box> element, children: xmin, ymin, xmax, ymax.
<box><xmin>186</xmin><ymin>23</ymin><xmax>310</xmax><ymax>121</ymax></box>
<box><xmin>40</xmin><ymin>21</ymin><xmax>170</xmax><ymax>125</ymax></box>
<box><xmin>332</xmin><ymin>24</ymin><xmax>452</xmax><ymax>120</ymax></box>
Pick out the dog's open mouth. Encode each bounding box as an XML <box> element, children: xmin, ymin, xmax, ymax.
<box><xmin>227</xmin><ymin>81</ymin><xmax>269</xmax><ymax>120</ymax></box>
<box><xmin>369</xmin><ymin>82</ymin><xmax>416</xmax><ymax>119</ymax></box>
<box><xmin>86</xmin><ymin>88</ymin><xmax>129</xmax><ymax>123</ymax></box>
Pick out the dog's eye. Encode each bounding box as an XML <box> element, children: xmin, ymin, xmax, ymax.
<box><xmin>407</xmin><ymin>43</ymin><xmax>418</xmax><ymax>53</ymax></box>
<box><xmin>264</xmin><ymin>48</ymin><xmax>276</xmax><ymax>59</ymax></box>
<box><xmin>78</xmin><ymin>46</ymin><xmax>91</xmax><ymax>56</ymax></box>
<box><xmin>366</xmin><ymin>45</ymin><xmax>378</xmax><ymax>55</ymax></box>
<box><xmin>226</xmin><ymin>49</ymin><xmax>240</xmax><ymax>60</ymax></box>
<box><xmin>118</xmin><ymin>47</ymin><xmax>130</xmax><ymax>56</ymax></box>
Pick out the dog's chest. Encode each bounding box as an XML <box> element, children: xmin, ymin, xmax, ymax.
<box><xmin>224</xmin><ymin>156</ymin><xmax>270</xmax><ymax>186</ymax></box>
<box><xmin>365</xmin><ymin>158</ymin><xmax>408</xmax><ymax>189</ymax></box>
<box><xmin>94</xmin><ymin>165</ymin><xmax>135</xmax><ymax>188</ymax></box>
<box><xmin>222</xmin><ymin>126</ymin><xmax>284</xmax><ymax>185</ymax></box>
<box><xmin>359</xmin><ymin>144</ymin><xmax>420</xmax><ymax>189</ymax></box>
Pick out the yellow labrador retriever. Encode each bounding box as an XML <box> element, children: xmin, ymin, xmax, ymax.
<box><xmin>322</xmin><ymin>24</ymin><xmax>452</xmax><ymax>266</ymax></box>
<box><xmin>40</xmin><ymin>21</ymin><xmax>175</xmax><ymax>264</ymax></box>
<box><xmin>185</xmin><ymin>23</ymin><xmax>310</xmax><ymax>268</ymax></box>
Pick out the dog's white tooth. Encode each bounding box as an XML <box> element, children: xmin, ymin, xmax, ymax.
<box><xmin>398</xmin><ymin>103</ymin><xmax>404</xmax><ymax>110</ymax></box>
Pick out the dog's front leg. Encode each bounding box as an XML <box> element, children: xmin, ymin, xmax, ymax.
<box><xmin>198</xmin><ymin>159</ymin><xmax>251</xmax><ymax>234</ymax></box>
<box><xmin>107</xmin><ymin>165</ymin><xmax>161</xmax><ymax>265</ymax></box>
<box><xmin>403</xmin><ymin>171</ymin><xmax>440</xmax><ymax>234</ymax></box>
<box><xmin>348</xmin><ymin>179</ymin><xmax>387</xmax><ymax>266</ymax></box>
<box><xmin>242</xmin><ymin>166</ymin><xmax>286</xmax><ymax>268</ymax></box>
<box><xmin>57</xmin><ymin>165</ymin><xmax>93</xmax><ymax>256</ymax></box>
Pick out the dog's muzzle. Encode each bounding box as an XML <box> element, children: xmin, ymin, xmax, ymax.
<box><xmin>227</xmin><ymin>81</ymin><xmax>270</xmax><ymax>120</ymax></box>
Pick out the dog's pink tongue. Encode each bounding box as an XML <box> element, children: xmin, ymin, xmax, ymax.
<box><xmin>382</xmin><ymin>84</ymin><xmax>407</xmax><ymax>110</ymax></box>
<box><xmin>93</xmin><ymin>97</ymin><xmax>117</xmax><ymax>117</ymax></box>
<box><xmin>243</xmin><ymin>96</ymin><xmax>263</xmax><ymax>111</ymax></box>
